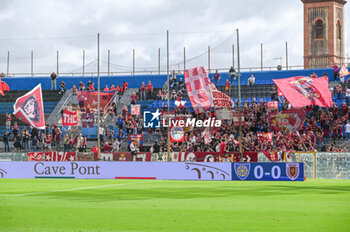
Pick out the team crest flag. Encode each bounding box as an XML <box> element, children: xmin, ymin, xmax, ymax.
<box><xmin>62</xmin><ymin>109</ymin><xmax>78</xmax><ymax>126</ymax></box>
<box><xmin>170</xmin><ymin>126</ymin><xmax>185</xmax><ymax>142</ymax></box>
<box><xmin>13</xmin><ymin>83</ymin><xmax>45</xmax><ymax>129</ymax></box>
<box><xmin>286</xmin><ymin>163</ymin><xmax>300</xmax><ymax>181</ymax></box>
<box><xmin>234</xmin><ymin>163</ymin><xmax>250</xmax><ymax>180</ymax></box>
<box><xmin>184</xmin><ymin>67</ymin><xmax>217</xmax><ymax>114</ymax></box>
<box><xmin>273</xmin><ymin>76</ymin><xmax>332</xmax><ymax>108</ymax></box>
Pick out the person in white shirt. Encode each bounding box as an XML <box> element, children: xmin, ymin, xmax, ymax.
<box><xmin>345</xmin><ymin>87</ymin><xmax>350</xmax><ymax>106</ymax></box>
<box><xmin>248</xmin><ymin>74</ymin><xmax>255</xmax><ymax>86</ymax></box>
<box><xmin>345</xmin><ymin>121</ymin><xmax>350</xmax><ymax>140</ymax></box>
<box><xmin>130</xmin><ymin>140</ymin><xmax>138</xmax><ymax>161</ymax></box>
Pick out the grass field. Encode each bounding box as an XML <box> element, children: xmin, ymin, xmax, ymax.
<box><xmin>0</xmin><ymin>179</ymin><xmax>349</xmax><ymax>232</ymax></box>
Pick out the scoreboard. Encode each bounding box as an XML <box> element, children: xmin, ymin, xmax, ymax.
<box><xmin>232</xmin><ymin>163</ymin><xmax>304</xmax><ymax>181</ymax></box>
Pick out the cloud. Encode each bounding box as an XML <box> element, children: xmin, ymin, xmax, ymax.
<box><xmin>0</xmin><ymin>0</ymin><xmax>348</xmax><ymax>75</ymax></box>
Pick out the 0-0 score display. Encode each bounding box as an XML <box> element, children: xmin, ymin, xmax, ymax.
<box><xmin>232</xmin><ymin>162</ymin><xmax>304</xmax><ymax>181</ymax></box>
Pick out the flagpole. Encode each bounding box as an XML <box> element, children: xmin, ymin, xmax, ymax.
<box><xmin>166</xmin><ymin>30</ymin><xmax>170</xmax><ymax>162</ymax></box>
<box><xmin>97</xmin><ymin>33</ymin><xmax>101</xmax><ymax>160</ymax></box>
<box><xmin>236</xmin><ymin>28</ymin><xmax>243</xmax><ymax>162</ymax></box>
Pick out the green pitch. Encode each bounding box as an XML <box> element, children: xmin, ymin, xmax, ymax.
<box><xmin>0</xmin><ymin>179</ymin><xmax>349</xmax><ymax>232</ymax></box>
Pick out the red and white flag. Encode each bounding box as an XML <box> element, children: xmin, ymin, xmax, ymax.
<box><xmin>62</xmin><ymin>109</ymin><xmax>78</xmax><ymax>126</ymax></box>
<box><xmin>13</xmin><ymin>84</ymin><xmax>45</xmax><ymax>129</ymax></box>
<box><xmin>273</xmin><ymin>76</ymin><xmax>332</xmax><ymax>108</ymax></box>
<box><xmin>184</xmin><ymin>67</ymin><xmax>217</xmax><ymax>114</ymax></box>
<box><xmin>211</xmin><ymin>89</ymin><xmax>234</xmax><ymax>120</ymax></box>
<box><xmin>175</xmin><ymin>96</ymin><xmax>186</xmax><ymax>108</ymax></box>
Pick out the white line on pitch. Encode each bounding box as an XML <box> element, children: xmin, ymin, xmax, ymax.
<box><xmin>12</xmin><ymin>181</ymin><xmax>149</xmax><ymax>197</ymax></box>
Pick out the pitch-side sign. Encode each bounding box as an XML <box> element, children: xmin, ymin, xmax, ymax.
<box><xmin>0</xmin><ymin>162</ymin><xmax>303</xmax><ymax>181</ymax></box>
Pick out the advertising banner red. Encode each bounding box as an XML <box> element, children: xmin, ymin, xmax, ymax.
<box><xmin>62</xmin><ymin>109</ymin><xmax>78</xmax><ymax>126</ymax></box>
<box><xmin>27</xmin><ymin>152</ymin><xmax>44</xmax><ymax>161</ymax></box>
<box><xmin>13</xmin><ymin>84</ymin><xmax>45</xmax><ymax>129</ymax></box>
<box><xmin>273</xmin><ymin>76</ymin><xmax>332</xmax><ymax>108</ymax></box>
<box><xmin>27</xmin><ymin>152</ymin><xmax>76</xmax><ymax>161</ymax></box>
<box><xmin>269</xmin><ymin>109</ymin><xmax>306</xmax><ymax>132</ymax></box>
<box><xmin>170</xmin><ymin>152</ymin><xmax>257</xmax><ymax>162</ymax></box>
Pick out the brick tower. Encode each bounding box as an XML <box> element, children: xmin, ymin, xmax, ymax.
<box><xmin>301</xmin><ymin>0</ymin><xmax>346</xmax><ymax>69</ymax></box>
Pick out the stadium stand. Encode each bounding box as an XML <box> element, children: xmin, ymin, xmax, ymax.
<box><xmin>1</xmin><ymin>66</ymin><xmax>350</xmax><ymax>154</ymax></box>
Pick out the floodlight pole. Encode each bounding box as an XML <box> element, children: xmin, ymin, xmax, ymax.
<box><xmin>97</xmin><ymin>33</ymin><xmax>101</xmax><ymax>160</ymax></box>
<box><xmin>237</xmin><ymin>28</ymin><xmax>243</xmax><ymax>162</ymax></box>
<box><xmin>167</xmin><ymin>30</ymin><xmax>170</xmax><ymax>162</ymax></box>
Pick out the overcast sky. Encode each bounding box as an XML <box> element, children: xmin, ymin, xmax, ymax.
<box><xmin>0</xmin><ymin>0</ymin><xmax>349</xmax><ymax>76</ymax></box>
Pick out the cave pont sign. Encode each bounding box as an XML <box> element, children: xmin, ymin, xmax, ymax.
<box><xmin>301</xmin><ymin>0</ymin><xmax>346</xmax><ymax>69</ymax></box>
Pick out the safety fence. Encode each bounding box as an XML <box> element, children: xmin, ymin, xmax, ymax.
<box><xmin>0</xmin><ymin>151</ymin><xmax>349</xmax><ymax>179</ymax></box>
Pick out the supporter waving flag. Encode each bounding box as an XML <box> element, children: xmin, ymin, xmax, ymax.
<box><xmin>184</xmin><ymin>67</ymin><xmax>217</xmax><ymax>114</ymax></box>
<box><xmin>273</xmin><ymin>76</ymin><xmax>332</xmax><ymax>108</ymax></box>
<box><xmin>13</xmin><ymin>83</ymin><xmax>45</xmax><ymax>129</ymax></box>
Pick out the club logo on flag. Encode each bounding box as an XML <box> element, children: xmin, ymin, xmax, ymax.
<box><xmin>13</xmin><ymin>84</ymin><xmax>45</xmax><ymax>129</ymax></box>
<box><xmin>273</xmin><ymin>76</ymin><xmax>332</xmax><ymax>108</ymax></box>
<box><xmin>290</xmin><ymin>77</ymin><xmax>319</xmax><ymax>101</ymax></box>
<box><xmin>286</xmin><ymin>163</ymin><xmax>300</xmax><ymax>181</ymax></box>
<box><xmin>62</xmin><ymin>109</ymin><xmax>77</xmax><ymax>126</ymax></box>
<box><xmin>234</xmin><ymin>163</ymin><xmax>250</xmax><ymax>180</ymax></box>
<box><xmin>143</xmin><ymin>109</ymin><xmax>161</xmax><ymax>128</ymax></box>
<box><xmin>170</xmin><ymin>126</ymin><xmax>185</xmax><ymax>142</ymax></box>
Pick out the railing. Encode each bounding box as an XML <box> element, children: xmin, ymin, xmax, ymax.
<box><xmin>1</xmin><ymin>65</ymin><xmax>310</xmax><ymax>78</ymax></box>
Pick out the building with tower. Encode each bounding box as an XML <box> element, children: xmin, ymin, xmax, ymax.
<box><xmin>301</xmin><ymin>0</ymin><xmax>346</xmax><ymax>69</ymax></box>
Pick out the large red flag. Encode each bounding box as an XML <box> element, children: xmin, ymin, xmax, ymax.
<box><xmin>273</xmin><ymin>76</ymin><xmax>332</xmax><ymax>108</ymax></box>
<box><xmin>184</xmin><ymin>67</ymin><xmax>217</xmax><ymax>114</ymax></box>
<box><xmin>2</xmin><ymin>81</ymin><xmax>10</xmax><ymax>91</ymax></box>
<box><xmin>0</xmin><ymin>77</ymin><xmax>4</xmax><ymax>96</ymax></box>
<box><xmin>13</xmin><ymin>84</ymin><xmax>45</xmax><ymax>129</ymax></box>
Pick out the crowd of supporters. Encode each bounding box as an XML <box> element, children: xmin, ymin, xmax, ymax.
<box><xmin>3</xmin><ymin>70</ymin><xmax>350</xmax><ymax>154</ymax></box>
